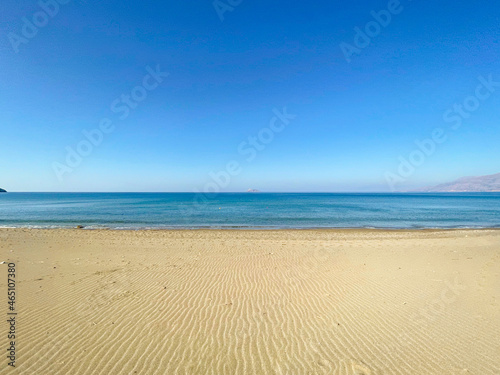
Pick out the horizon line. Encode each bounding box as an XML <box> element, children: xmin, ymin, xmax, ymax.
<box><xmin>2</xmin><ymin>191</ymin><xmax>498</xmax><ymax>194</ymax></box>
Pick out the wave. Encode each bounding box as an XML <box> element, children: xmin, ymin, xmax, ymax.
<box><xmin>1</xmin><ymin>224</ymin><xmax>499</xmax><ymax>231</ymax></box>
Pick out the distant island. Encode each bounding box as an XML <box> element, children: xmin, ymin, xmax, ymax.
<box><xmin>0</xmin><ymin>188</ymin><xmax>6</xmax><ymax>193</ymax></box>
<box><xmin>247</xmin><ymin>189</ymin><xmax>260</xmax><ymax>193</ymax></box>
<box><xmin>418</xmin><ymin>172</ymin><xmax>500</xmax><ymax>192</ymax></box>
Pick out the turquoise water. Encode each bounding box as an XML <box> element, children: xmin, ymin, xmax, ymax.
<box><xmin>0</xmin><ymin>192</ymin><xmax>499</xmax><ymax>229</ymax></box>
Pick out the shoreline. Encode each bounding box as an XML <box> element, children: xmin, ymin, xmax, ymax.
<box><xmin>1</xmin><ymin>226</ymin><xmax>500</xmax><ymax>232</ymax></box>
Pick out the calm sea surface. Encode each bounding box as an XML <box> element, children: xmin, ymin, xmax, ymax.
<box><xmin>0</xmin><ymin>193</ymin><xmax>499</xmax><ymax>229</ymax></box>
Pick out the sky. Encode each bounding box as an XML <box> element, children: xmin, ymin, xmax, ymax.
<box><xmin>1</xmin><ymin>0</ymin><xmax>499</xmax><ymax>192</ymax></box>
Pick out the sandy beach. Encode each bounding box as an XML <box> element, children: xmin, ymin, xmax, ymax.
<box><xmin>1</xmin><ymin>228</ymin><xmax>499</xmax><ymax>374</ymax></box>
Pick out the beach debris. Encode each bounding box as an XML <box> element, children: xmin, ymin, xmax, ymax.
<box><xmin>76</xmin><ymin>225</ymin><xmax>85</xmax><ymax>229</ymax></box>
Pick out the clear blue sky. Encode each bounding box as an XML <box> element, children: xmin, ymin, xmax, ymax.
<box><xmin>1</xmin><ymin>0</ymin><xmax>499</xmax><ymax>192</ymax></box>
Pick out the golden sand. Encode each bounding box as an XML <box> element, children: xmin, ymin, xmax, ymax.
<box><xmin>0</xmin><ymin>228</ymin><xmax>499</xmax><ymax>374</ymax></box>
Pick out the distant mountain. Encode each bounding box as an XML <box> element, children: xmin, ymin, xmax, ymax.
<box><xmin>0</xmin><ymin>188</ymin><xmax>6</xmax><ymax>193</ymax></box>
<box><xmin>247</xmin><ymin>189</ymin><xmax>260</xmax><ymax>193</ymax></box>
<box><xmin>419</xmin><ymin>172</ymin><xmax>500</xmax><ymax>192</ymax></box>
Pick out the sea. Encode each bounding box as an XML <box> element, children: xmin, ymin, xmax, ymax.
<box><xmin>0</xmin><ymin>192</ymin><xmax>499</xmax><ymax>230</ymax></box>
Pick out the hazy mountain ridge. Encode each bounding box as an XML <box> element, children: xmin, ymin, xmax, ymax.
<box><xmin>419</xmin><ymin>173</ymin><xmax>500</xmax><ymax>192</ymax></box>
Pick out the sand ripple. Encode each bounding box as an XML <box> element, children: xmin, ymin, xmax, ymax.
<box><xmin>1</xmin><ymin>229</ymin><xmax>499</xmax><ymax>374</ymax></box>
